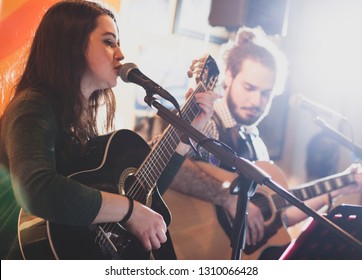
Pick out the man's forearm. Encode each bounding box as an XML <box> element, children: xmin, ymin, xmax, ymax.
<box><xmin>168</xmin><ymin>158</ymin><xmax>231</xmax><ymax>207</ymax></box>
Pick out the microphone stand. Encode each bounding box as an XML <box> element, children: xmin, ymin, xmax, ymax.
<box><xmin>144</xmin><ymin>95</ymin><xmax>362</xmax><ymax>259</ymax></box>
<box><xmin>228</xmin><ymin>173</ymin><xmax>258</xmax><ymax>260</ymax></box>
<box><xmin>314</xmin><ymin>116</ymin><xmax>362</xmax><ymax>160</ymax></box>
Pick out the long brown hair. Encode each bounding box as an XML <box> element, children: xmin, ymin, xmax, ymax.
<box><xmin>16</xmin><ymin>0</ymin><xmax>117</xmax><ymax>145</ymax></box>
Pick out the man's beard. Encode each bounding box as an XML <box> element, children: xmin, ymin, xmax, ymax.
<box><xmin>227</xmin><ymin>93</ymin><xmax>264</xmax><ymax>126</ymax></box>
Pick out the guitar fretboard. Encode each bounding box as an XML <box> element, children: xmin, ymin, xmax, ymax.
<box><xmin>135</xmin><ymin>87</ymin><xmax>203</xmax><ymax>192</ymax></box>
<box><xmin>272</xmin><ymin>170</ymin><xmax>355</xmax><ymax>211</ymax></box>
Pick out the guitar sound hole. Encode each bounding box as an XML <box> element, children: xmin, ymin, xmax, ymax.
<box><xmin>251</xmin><ymin>193</ymin><xmax>272</xmax><ymax>220</ymax></box>
<box><xmin>121</xmin><ymin>175</ymin><xmax>151</xmax><ymax>206</ymax></box>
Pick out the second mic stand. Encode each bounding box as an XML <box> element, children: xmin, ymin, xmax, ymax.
<box><xmin>314</xmin><ymin>116</ymin><xmax>362</xmax><ymax>159</ymax></box>
<box><xmin>145</xmin><ymin>96</ymin><xmax>362</xmax><ymax>259</ymax></box>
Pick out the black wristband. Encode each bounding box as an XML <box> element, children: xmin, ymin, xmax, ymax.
<box><xmin>119</xmin><ymin>196</ymin><xmax>134</xmax><ymax>224</ymax></box>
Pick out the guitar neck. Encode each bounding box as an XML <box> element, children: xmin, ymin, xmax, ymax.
<box><xmin>134</xmin><ymin>82</ymin><xmax>206</xmax><ymax>192</ymax></box>
<box><xmin>133</xmin><ymin>55</ymin><xmax>219</xmax><ymax>194</ymax></box>
<box><xmin>272</xmin><ymin>170</ymin><xmax>355</xmax><ymax>211</ymax></box>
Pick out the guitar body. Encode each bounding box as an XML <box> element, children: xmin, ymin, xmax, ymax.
<box><xmin>164</xmin><ymin>160</ymin><xmax>291</xmax><ymax>260</ymax></box>
<box><xmin>18</xmin><ymin>129</ymin><xmax>171</xmax><ymax>260</ymax></box>
<box><xmin>242</xmin><ymin>161</ymin><xmax>291</xmax><ymax>259</ymax></box>
<box><xmin>163</xmin><ymin>189</ymin><xmax>231</xmax><ymax>260</ymax></box>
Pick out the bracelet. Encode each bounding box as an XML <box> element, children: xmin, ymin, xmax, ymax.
<box><xmin>119</xmin><ymin>196</ymin><xmax>134</xmax><ymax>224</ymax></box>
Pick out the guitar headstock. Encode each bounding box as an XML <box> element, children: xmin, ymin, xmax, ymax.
<box><xmin>187</xmin><ymin>55</ymin><xmax>220</xmax><ymax>91</ymax></box>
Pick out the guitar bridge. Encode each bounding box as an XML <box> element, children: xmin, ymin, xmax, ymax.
<box><xmin>94</xmin><ymin>225</ymin><xmax>131</xmax><ymax>259</ymax></box>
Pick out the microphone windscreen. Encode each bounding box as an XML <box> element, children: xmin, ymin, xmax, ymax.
<box><xmin>119</xmin><ymin>63</ymin><xmax>138</xmax><ymax>83</ymax></box>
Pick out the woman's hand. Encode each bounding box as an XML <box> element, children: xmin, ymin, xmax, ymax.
<box><xmin>95</xmin><ymin>192</ymin><xmax>167</xmax><ymax>252</ymax></box>
<box><xmin>124</xmin><ymin>200</ymin><xmax>167</xmax><ymax>252</ymax></box>
<box><xmin>224</xmin><ymin>195</ymin><xmax>265</xmax><ymax>246</ymax></box>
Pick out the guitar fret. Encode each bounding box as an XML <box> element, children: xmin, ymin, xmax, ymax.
<box><xmin>136</xmin><ymin>93</ymin><xmax>210</xmax><ymax>193</ymax></box>
<box><xmin>273</xmin><ymin>194</ymin><xmax>289</xmax><ymax>209</ymax></box>
<box><xmin>314</xmin><ymin>184</ymin><xmax>322</xmax><ymax>195</ymax></box>
<box><xmin>152</xmin><ymin>156</ymin><xmax>164</xmax><ymax>171</ymax></box>
<box><xmin>325</xmin><ymin>180</ymin><xmax>334</xmax><ymax>191</ymax></box>
<box><xmin>322</xmin><ymin>181</ymin><xmax>332</xmax><ymax>192</ymax></box>
<box><xmin>305</xmin><ymin>185</ymin><xmax>316</xmax><ymax>198</ymax></box>
<box><xmin>190</xmin><ymin>105</ymin><xmax>199</xmax><ymax>117</ymax></box>
<box><xmin>300</xmin><ymin>188</ymin><xmax>308</xmax><ymax>200</ymax></box>
<box><xmin>293</xmin><ymin>189</ymin><xmax>303</xmax><ymax>201</ymax></box>
<box><xmin>169</xmin><ymin>135</ymin><xmax>179</xmax><ymax>148</ymax></box>
<box><xmin>335</xmin><ymin>177</ymin><xmax>343</xmax><ymax>187</ymax></box>
<box><xmin>305</xmin><ymin>188</ymin><xmax>313</xmax><ymax>199</ymax></box>
<box><xmin>151</xmin><ymin>154</ymin><xmax>166</xmax><ymax>176</ymax></box>
<box><xmin>144</xmin><ymin>167</ymin><xmax>157</xmax><ymax>183</ymax></box>
<box><xmin>144</xmin><ymin>161</ymin><xmax>161</xmax><ymax>181</ymax></box>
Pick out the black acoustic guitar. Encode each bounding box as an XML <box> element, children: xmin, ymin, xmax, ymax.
<box><xmin>18</xmin><ymin>56</ymin><xmax>219</xmax><ymax>260</ymax></box>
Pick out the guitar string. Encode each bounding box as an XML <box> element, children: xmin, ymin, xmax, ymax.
<box><xmin>133</xmin><ymin>93</ymin><xmax>202</xmax><ymax>198</ymax></box>
<box><xmin>140</xmin><ymin>106</ymin><xmax>195</xmax><ymax>181</ymax></box>
<box><xmin>128</xmin><ymin>84</ymin><xmax>202</xmax><ymax>196</ymax></box>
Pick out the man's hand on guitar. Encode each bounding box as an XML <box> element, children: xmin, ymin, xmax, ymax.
<box><xmin>187</xmin><ymin>88</ymin><xmax>220</xmax><ymax>131</ymax></box>
<box><xmin>332</xmin><ymin>163</ymin><xmax>362</xmax><ymax>197</ymax></box>
<box><xmin>124</xmin><ymin>201</ymin><xmax>167</xmax><ymax>252</ymax></box>
<box><xmin>175</xmin><ymin>88</ymin><xmax>219</xmax><ymax>156</ymax></box>
<box><xmin>176</xmin><ymin>54</ymin><xmax>220</xmax><ymax>156</ymax></box>
<box><xmin>246</xmin><ymin>203</ymin><xmax>265</xmax><ymax>246</ymax></box>
<box><xmin>187</xmin><ymin>54</ymin><xmax>221</xmax><ymax>131</ymax></box>
<box><xmin>225</xmin><ymin>195</ymin><xmax>265</xmax><ymax>246</ymax></box>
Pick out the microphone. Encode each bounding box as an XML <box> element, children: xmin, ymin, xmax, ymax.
<box><xmin>289</xmin><ymin>93</ymin><xmax>348</xmax><ymax>121</ymax></box>
<box><xmin>119</xmin><ymin>63</ymin><xmax>179</xmax><ymax>110</ymax></box>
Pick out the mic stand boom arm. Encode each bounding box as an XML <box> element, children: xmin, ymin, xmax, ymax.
<box><xmin>145</xmin><ymin>96</ymin><xmax>362</xmax><ymax>258</ymax></box>
<box><xmin>314</xmin><ymin>116</ymin><xmax>362</xmax><ymax>160</ymax></box>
